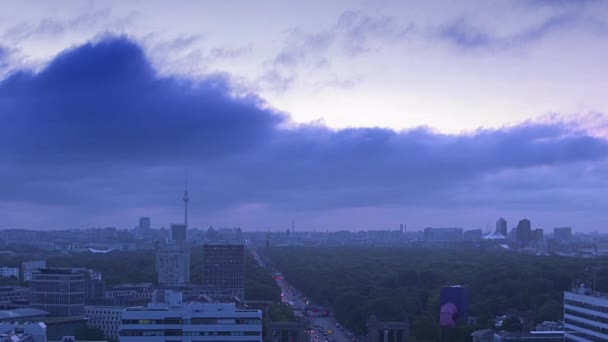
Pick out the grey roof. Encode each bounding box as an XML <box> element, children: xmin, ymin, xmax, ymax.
<box><xmin>0</xmin><ymin>308</ymin><xmax>48</xmax><ymax>320</ymax></box>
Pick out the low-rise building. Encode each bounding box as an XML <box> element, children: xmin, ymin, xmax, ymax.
<box><xmin>0</xmin><ymin>322</ymin><xmax>47</xmax><ymax>342</ymax></box>
<box><xmin>0</xmin><ymin>267</ymin><xmax>19</xmax><ymax>278</ymax></box>
<box><xmin>0</xmin><ymin>286</ymin><xmax>29</xmax><ymax>308</ymax></box>
<box><xmin>119</xmin><ymin>291</ymin><xmax>262</xmax><ymax>342</ymax></box>
<box><xmin>0</xmin><ymin>308</ymin><xmax>48</xmax><ymax>323</ymax></box>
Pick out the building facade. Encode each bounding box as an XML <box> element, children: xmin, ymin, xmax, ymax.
<box><xmin>516</xmin><ymin>219</ymin><xmax>532</xmax><ymax>245</ymax></box>
<box><xmin>555</xmin><ymin>227</ymin><xmax>573</xmax><ymax>242</ymax></box>
<box><xmin>119</xmin><ymin>294</ymin><xmax>262</xmax><ymax>342</ymax></box>
<box><xmin>0</xmin><ymin>286</ymin><xmax>29</xmax><ymax>308</ymax></box>
<box><xmin>84</xmin><ymin>306</ymin><xmax>124</xmax><ymax>341</ymax></box>
<box><xmin>21</xmin><ymin>261</ymin><xmax>46</xmax><ymax>282</ymax></box>
<box><xmin>0</xmin><ymin>322</ymin><xmax>47</xmax><ymax>342</ymax></box>
<box><xmin>171</xmin><ymin>224</ymin><xmax>188</xmax><ymax>242</ymax></box>
<box><xmin>29</xmin><ymin>269</ymin><xmax>85</xmax><ymax>319</ymax></box>
<box><xmin>496</xmin><ymin>218</ymin><xmax>508</xmax><ymax>238</ymax></box>
<box><xmin>423</xmin><ymin>228</ymin><xmax>463</xmax><ymax>242</ymax></box>
<box><xmin>564</xmin><ymin>284</ymin><xmax>608</xmax><ymax>341</ymax></box>
<box><xmin>202</xmin><ymin>244</ymin><xmax>245</xmax><ymax>301</ymax></box>
<box><xmin>0</xmin><ymin>267</ymin><xmax>19</xmax><ymax>279</ymax></box>
<box><xmin>139</xmin><ymin>217</ymin><xmax>151</xmax><ymax>230</ymax></box>
<box><xmin>157</xmin><ymin>244</ymin><xmax>190</xmax><ymax>286</ymax></box>
<box><xmin>463</xmin><ymin>229</ymin><xmax>483</xmax><ymax>242</ymax></box>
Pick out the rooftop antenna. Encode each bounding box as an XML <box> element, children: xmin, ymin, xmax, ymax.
<box><xmin>183</xmin><ymin>169</ymin><xmax>189</xmax><ymax>228</ymax></box>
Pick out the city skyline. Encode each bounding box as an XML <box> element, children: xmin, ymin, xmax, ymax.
<box><xmin>1</xmin><ymin>1</ymin><xmax>608</xmax><ymax>230</ymax></box>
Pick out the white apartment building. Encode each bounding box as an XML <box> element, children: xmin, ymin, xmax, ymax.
<box><xmin>564</xmin><ymin>284</ymin><xmax>608</xmax><ymax>341</ymax></box>
<box><xmin>119</xmin><ymin>292</ymin><xmax>262</xmax><ymax>342</ymax></box>
<box><xmin>0</xmin><ymin>267</ymin><xmax>19</xmax><ymax>278</ymax></box>
<box><xmin>84</xmin><ymin>306</ymin><xmax>124</xmax><ymax>341</ymax></box>
<box><xmin>21</xmin><ymin>261</ymin><xmax>46</xmax><ymax>282</ymax></box>
<box><xmin>156</xmin><ymin>243</ymin><xmax>190</xmax><ymax>286</ymax></box>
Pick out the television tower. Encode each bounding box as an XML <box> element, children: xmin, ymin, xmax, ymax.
<box><xmin>183</xmin><ymin>169</ymin><xmax>189</xmax><ymax>228</ymax></box>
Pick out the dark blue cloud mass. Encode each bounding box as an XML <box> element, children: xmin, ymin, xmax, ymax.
<box><xmin>1</xmin><ymin>36</ymin><xmax>607</xmax><ymax>228</ymax></box>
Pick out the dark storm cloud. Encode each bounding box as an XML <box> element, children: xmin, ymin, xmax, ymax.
<box><xmin>0</xmin><ymin>36</ymin><xmax>283</xmax><ymax>165</ymax></box>
<box><xmin>1</xmin><ymin>36</ymin><xmax>607</xmax><ymax>215</ymax></box>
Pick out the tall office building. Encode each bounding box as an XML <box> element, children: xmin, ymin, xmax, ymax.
<box><xmin>554</xmin><ymin>227</ymin><xmax>572</xmax><ymax>242</ymax></box>
<box><xmin>202</xmin><ymin>244</ymin><xmax>245</xmax><ymax>301</ymax></box>
<box><xmin>564</xmin><ymin>283</ymin><xmax>608</xmax><ymax>341</ymax></box>
<box><xmin>157</xmin><ymin>244</ymin><xmax>190</xmax><ymax>286</ymax></box>
<box><xmin>534</xmin><ymin>228</ymin><xmax>544</xmax><ymax>242</ymax></box>
<box><xmin>171</xmin><ymin>224</ymin><xmax>188</xmax><ymax>242</ymax></box>
<box><xmin>139</xmin><ymin>217</ymin><xmax>151</xmax><ymax>230</ymax></box>
<box><xmin>496</xmin><ymin>218</ymin><xmax>507</xmax><ymax>237</ymax></box>
<box><xmin>119</xmin><ymin>292</ymin><xmax>262</xmax><ymax>342</ymax></box>
<box><xmin>29</xmin><ymin>268</ymin><xmax>85</xmax><ymax>318</ymax></box>
<box><xmin>516</xmin><ymin>219</ymin><xmax>532</xmax><ymax>244</ymax></box>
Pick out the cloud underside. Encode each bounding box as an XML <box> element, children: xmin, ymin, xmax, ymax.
<box><xmin>1</xmin><ymin>37</ymin><xmax>607</xmax><ymax>224</ymax></box>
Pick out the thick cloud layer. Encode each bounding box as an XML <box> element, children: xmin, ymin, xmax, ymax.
<box><xmin>1</xmin><ymin>36</ymin><xmax>607</xmax><ymax>229</ymax></box>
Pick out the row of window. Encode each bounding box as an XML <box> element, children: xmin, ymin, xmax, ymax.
<box><xmin>565</xmin><ymin>331</ymin><xmax>606</xmax><ymax>342</ymax></box>
<box><xmin>565</xmin><ymin>308</ymin><xmax>608</xmax><ymax>325</ymax></box>
<box><xmin>565</xmin><ymin>319</ymin><xmax>608</xmax><ymax>337</ymax></box>
<box><xmin>120</xmin><ymin>330</ymin><xmax>261</xmax><ymax>337</ymax></box>
<box><xmin>122</xmin><ymin>318</ymin><xmax>261</xmax><ymax>325</ymax></box>
<box><xmin>565</xmin><ymin>299</ymin><xmax>608</xmax><ymax>314</ymax></box>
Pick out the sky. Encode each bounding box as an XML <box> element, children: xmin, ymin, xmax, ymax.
<box><xmin>1</xmin><ymin>0</ymin><xmax>608</xmax><ymax>231</ymax></box>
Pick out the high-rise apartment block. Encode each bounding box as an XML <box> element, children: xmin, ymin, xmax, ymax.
<box><xmin>157</xmin><ymin>244</ymin><xmax>190</xmax><ymax>286</ymax></box>
<box><xmin>29</xmin><ymin>268</ymin><xmax>85</xmax><ymax>318</ymax></box>
<box><xmin>202</xmin><ymin>244</ymin><xmax>244</xmax><ymax>301</ymax></box>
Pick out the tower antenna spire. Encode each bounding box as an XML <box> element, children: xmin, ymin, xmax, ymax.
<box><xmin>183</xmin><ymin>169</ymin><xmax>189</xmax><ymax>228</ymax></box>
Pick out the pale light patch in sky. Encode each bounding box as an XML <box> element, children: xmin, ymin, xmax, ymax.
<box><xmin>0</xmin><ymin>0</ymin><xmax>607</xmax><ymax>133</ymax></box>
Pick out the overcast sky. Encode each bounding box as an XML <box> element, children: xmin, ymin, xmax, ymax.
<box><xmin>1</xmin><ymin>0</ymin><xmax>608</xmax><ymax>231</ymax></box>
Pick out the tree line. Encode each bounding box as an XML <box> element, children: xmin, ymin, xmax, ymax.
<box><xmin>269</xmin><ymin>246</ymin><xmax>608</xmax><ymax>341</ymax></box>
